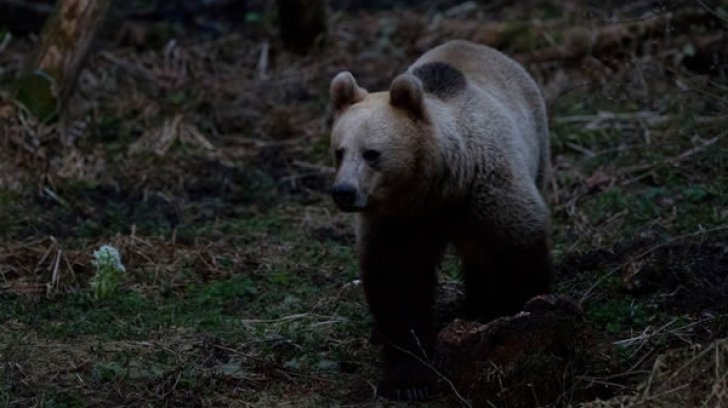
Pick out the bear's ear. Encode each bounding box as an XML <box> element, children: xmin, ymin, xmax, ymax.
<box><xmin>330</xmin><ymin>71</ymin><xmax>368</xmax><ymax>111</ymax></box>
<box><xmin>389</xmin><ymin>74</ymin><xmax>425</xmax><ymax>118</ymax></box>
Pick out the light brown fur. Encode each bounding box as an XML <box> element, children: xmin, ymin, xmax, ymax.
<box><xmin>331</xmin><ymin>40</ymin><xmax>550</xmax><ymax>242</ymax></box>
<box><xmin>329</xmin><ymin>40</ymin><xmax>552</xmax><ymax>401</ymax></box>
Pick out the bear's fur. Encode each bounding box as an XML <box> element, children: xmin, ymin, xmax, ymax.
<box><xmin>329</xmin><ymin>40</ymin><xmax>552</xmax><ymax>401</ymax></box>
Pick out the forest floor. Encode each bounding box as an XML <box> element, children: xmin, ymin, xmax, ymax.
<box><xmin>1</xmin><ymin>1</ymin><xmax>728</xmax><ymax>407</ymax></box>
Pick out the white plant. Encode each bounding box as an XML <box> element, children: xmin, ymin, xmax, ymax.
<box><xmin>90</xmin><ymin>245</ymin><xmax>125</xmax><ymax>300</ymax></box>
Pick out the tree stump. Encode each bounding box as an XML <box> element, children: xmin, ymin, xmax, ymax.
<box><xmin>436</xmin><ymin>295</ymin><xmax>610</xmax><ymax>407</ymax></box>
<box><xmin>14</xmin><ymin>0</ymin><xmax>110</xmax><ymax>122</ymax></box>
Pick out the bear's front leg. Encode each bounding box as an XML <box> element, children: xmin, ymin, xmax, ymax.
<box><xmin>358</xmin><ymin>217</ymin><xmax>445</xmax><ymax>401</ymax></box>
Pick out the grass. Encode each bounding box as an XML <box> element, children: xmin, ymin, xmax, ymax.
<box><xmin>1</xmin><ymin>0</ymin><xmax>728</xmax><ymax>406</ymax></box>
<box><xmin>0</xmin><ymin>200</ymin><xmax>371</xmax><ymax>406</ymax></box>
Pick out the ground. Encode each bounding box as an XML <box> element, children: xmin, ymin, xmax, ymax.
<box><xmin>1</xmin><ymin>1</ymin><xmax>727</xmax><ymax>407</ymax></box>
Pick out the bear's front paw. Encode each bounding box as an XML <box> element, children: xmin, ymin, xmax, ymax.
<box><xmin>377</xmin><ymin>361</ymin><xmax>439</xmax><ymax>401</ymax></box>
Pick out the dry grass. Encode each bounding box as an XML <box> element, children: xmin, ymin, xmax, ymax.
<box><xmin>582</xmin><ymin>338</ymin><xmax>728</xmax><ymax>407</ymax></box>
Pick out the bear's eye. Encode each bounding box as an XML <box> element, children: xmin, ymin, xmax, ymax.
<box><xmin>362</xmin><ymin>149</ymin><xmax>381</xmax><ymax>162</ymax></box>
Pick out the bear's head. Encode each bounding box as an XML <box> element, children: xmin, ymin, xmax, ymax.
<box><xmin>328</xmin><ymin>71</ymin><xmax>432</xmax><ymax>214</ymax></box>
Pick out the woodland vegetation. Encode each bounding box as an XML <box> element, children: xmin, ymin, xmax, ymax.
<box><xmin>1</xmin><ymin>0</ymin><xmax>727</xmax><ymax>406</ymax></box>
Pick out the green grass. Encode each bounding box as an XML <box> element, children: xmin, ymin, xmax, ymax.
<box><xmin>0</xmin><ymin>208</ymin><xmax>369</xmax><ymax>404</ymax></box>
<box><xmin>577</xmin><ymin>182</ymin><xmax>728</xmax><ymax>236</ymax></box>
<box><xmin>0</xmin><ymin>239</ymin><xmax>359</xmax><ymax>343</ymax></box>
<box><xmin>587</xmin><ymin>296</ymin><xmax>654</xmax><ymax>335</ymax></box>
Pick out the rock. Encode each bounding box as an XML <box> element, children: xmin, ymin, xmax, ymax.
<box><xmin>435</xmin><ymin>295</ymin><xmax>607</xmax><ymax>407</ymax></box>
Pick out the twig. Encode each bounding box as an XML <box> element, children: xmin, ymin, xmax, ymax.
<box><xmin>0</xmin><ymin>32</ymin><xmax>11</xmax><ymax>53</ymax></box>
<box><xmin>212</xmin><ymin>344</ymin><xmax>270</xmax><ymax>364</ymax></box>
<box><xmin>696</xmin><ymin>0</ymin><xmax>728</xmax><ymax>25</ymax></box>
<box><xmin>99</xmin><ymin>51</ymin><xmax>158</xmax><ymax>83</ymax></box>
<box><xmin>46</xmin><ymin>248</ymin><xmax>62</xmax><ymax>295</ymax></box>
<box><xmin>576</xmin><ymin>376</ymin><xmax>632</xmax><ymax>390</ymax></box>
<box><xmin>42</xmin><ymin>186</ymin><xmax>69</xmax><ymax>208</ymax></box>
<box><xmin>641</xmin><ymin>353</ymin><xmax>665</xmax><ymax>398</ymax></box>
<box><xmin>257</xmin><ymin>41</ymin><xmax>269</xmax><ymax>79</ymax></box>
<box><xmin>279</xmin><ymin>171</ymin><xmax>329</xmax><ymax>186</ymax></box>
<box><xmin>555</xmin><ymin>111</ymin><xmax>666</xmax><ymax>127</ymax></box>
<box><xmin>665</xmin><ymin>341</ymin><xmax>718</xmax><ymax>383</ymax></box>
<box><xmin>241</xmin><ymin>313</ymin><xmax>309</xmax><ymax>324</ymax></box>
<box><xmin>618</xmin><ymin>134</ymin><xmax>721</xmax><ymax>184</ymax></box>
<box><xmin>707</xmin><ymin>342</ymin><xmax>728</xmax><ymax>403</ymax></box>
<box><xmin>556</xmin><ymin>112</ymin><xmax>727</xmax><ymax>129</ymax></box>
<box><xmin>292</xmin><ymin>160</ymin><xmax>335</xmax><ymax>174</ymax></box>
<box><xmin>274</xmin><ymin>367</ymin><xmax>335</xmax><ymax>383</ymax></box>
<box><xmin>392</xmin><ymin>342</ymin><xmax>472</xmax><ymax>407</ymax></box>
<box><xmin>34</xmin><ymin>239</ymin><xmax>57</xmax><ymax>273</ymax></box>
<box><xmin>643</xmin><ymin>383</ymin><xmax>690</xmax><ymax>402</ymax></box>
<box><xmin>565</xmin><ymin>142</ymin><xmax>595</xmax><ymax>157</ymax></box>
<box><xmin>613</xmin><ymin>318</ymin><xmax>679</xmax><ymax>347</ymax></box>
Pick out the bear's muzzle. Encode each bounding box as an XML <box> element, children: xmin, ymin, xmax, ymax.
<box><xmin>330</xmin><ymin>183</ymin><xmax>365</xmax><ymax>212</ymax></box>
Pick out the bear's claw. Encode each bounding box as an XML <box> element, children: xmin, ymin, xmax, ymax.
<box><xmin>379</xmin><ymin>384</ymin><xmax>436</xmax><ymax>402</ymax></box>
<box><xmin>377</xmin><ymin>357</ymin><xmax>440</xmax><ymax>401</ymax></box>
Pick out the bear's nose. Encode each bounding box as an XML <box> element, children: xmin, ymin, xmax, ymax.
<box><xmin>331</xmin><ymin>183</ymin><xmax>358</xmax><ymax>209</ymax></box>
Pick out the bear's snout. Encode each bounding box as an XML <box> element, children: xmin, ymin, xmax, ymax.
<box><xmin>330</xmin><ymin>183</ymin><xmax>362</xmax><ymax>212</ymax></box>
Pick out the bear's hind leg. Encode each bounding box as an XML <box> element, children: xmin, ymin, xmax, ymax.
<box><xmin>359</xmin><ymin>218</ymin><xmax>446</xmax><ymax>401</ymax></box>
<box><xmin>458</xmin><ymin>234</ymin><xmax>552</xmax><ymax>322</ymax></box>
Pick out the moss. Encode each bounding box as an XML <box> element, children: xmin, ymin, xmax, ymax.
<box><xmin>14</xmin><ymin>71</ymin><xmax>58</xmax><ymax>122</ymax></box>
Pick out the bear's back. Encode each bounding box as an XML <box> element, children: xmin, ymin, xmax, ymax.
<box><xmin>408</xmin><ymin>40</ymin><xmax>550</xmax><ymax>189</ymax></box>
<box><xmin>410</xmin><ymin>40</ymin><xmax>542</xmax><ymax>118</ymax></box>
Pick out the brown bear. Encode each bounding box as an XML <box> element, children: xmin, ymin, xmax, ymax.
<box><xmin>328</xmin><ymin>40</ymin><xmax>552</xmax><ymax>401</ymax></box>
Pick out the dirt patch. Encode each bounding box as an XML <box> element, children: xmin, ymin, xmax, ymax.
<box><xmin>557</xmin><ymin>230</ymin><xmax>728</xmax><ymax>317</ymax></box>
<box><xmin>309</xmin><ymin>223</ymin><xmax>355</xmax><ymax>245</ymax></box>
<box><xmin>638</xmin><ymin>240</ymin><xmax>728</xmax><ymax>315</ymax></box>
<box><xmin>436</xmin><ymin>295</ymin><xmax>614</xmax><ymax>407</ymax></box>
<box><xmin>557</xmin><ymin>247</ymin><xmax>618</xmax><ymax>278</ymax></box>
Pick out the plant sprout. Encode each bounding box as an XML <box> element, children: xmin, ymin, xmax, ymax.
<box><xmin>90</xmin><ymin>244</ymin><xmax>125</xmax><ymax>300</ymax></box>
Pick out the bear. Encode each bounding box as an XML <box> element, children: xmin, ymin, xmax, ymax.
<box><xmin>328</xmin><ymin>40</ymin><xmax>552</xmax><ymax>401</ymax></box>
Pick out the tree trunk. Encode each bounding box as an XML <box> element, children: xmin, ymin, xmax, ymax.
<box><xmin>14</xmin><ymin>0</ymin><xmax>110</xmax><ymax>122</ymax></box>
<box><xmin>276</xmin><ymin>0</ymin><xmax>328</xmax><ymax>54</ymax></box>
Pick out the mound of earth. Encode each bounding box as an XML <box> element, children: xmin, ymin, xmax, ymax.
<box><xmin>436</xmin><ymin>295</ymin><xmax>613</xmax><ymax>407</ymax></box>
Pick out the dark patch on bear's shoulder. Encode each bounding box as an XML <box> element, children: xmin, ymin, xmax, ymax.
<box><xmin>412</xmin><ymin>62</ymin><xmax>466</xmax><ymax>99</ymax></box>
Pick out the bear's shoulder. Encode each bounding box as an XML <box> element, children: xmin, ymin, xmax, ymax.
<box><xmin>411</xmin><ymin>62</ymin><xmax>466</xmax><ymax>99</ymax></box>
